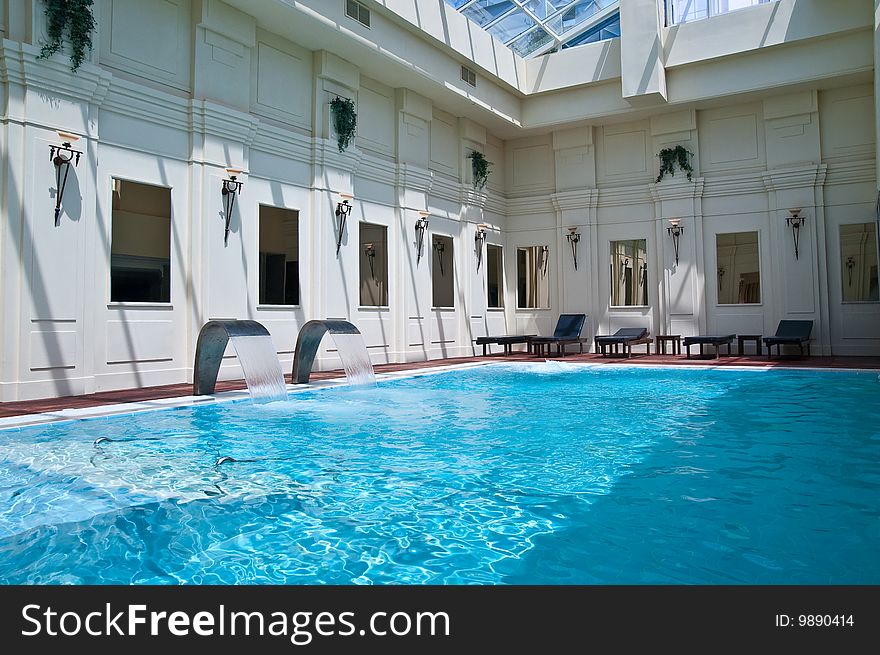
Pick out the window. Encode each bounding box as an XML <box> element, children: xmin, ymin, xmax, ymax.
<box><xmin>516</xmin><ymin>245</ymin><xmax>550</xmax><ymax>309</ymax></box>
<box><xmin>360</xmin><ymin>223</ymin><xmax>388</xmax><ymax>307</ymax></box>
<box><xmin>716</xmin><ymin>231</ymin><xmax>760</xmax><ymax>304</ymax></box>
<box><xmin>487</xmin><ymin>244</ymin><xmax>504</xmax><ymax>308</ymax></box>
<box><xmin>432</xmin><ymin>235</ymin><xmax>455</xmax><ymax>307</ymax></box>
<box><xmin>110</xmin><ymin>179</ymin><xmax>171</xmax><ymax>303</ymax></box>
<box><xmin>610</xmin><ymin>239</ymin><xmax>648</xmax><ymax>307</ymax></box>
<box><xmin>345</xmin><ymin>0</ymin><xmax>371</xmax><ymax>27</ymax></box>
<box><xmin>840</xmin><ymin>222</ymin><xmax>879</xmax><ymax>302</ymax></box>
<box><xmin>259</xmin><ymin>206</ymin><xmax>299</xmax><ymax>306</ymax></box>
<box><xmin>460</xmin><ymin>65</ymin><xmax>477</xmax><ymax>87</ymax></box>
<box><xmin>665</xmin><ymin>0</ymin><xmax>773</xmax><ymax>26</ymax></box>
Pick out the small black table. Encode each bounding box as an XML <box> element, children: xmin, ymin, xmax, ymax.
<box><xmin>737</xmin><ymin>334</ymin><xmax>762</xmax><ymax>356</ymax></box>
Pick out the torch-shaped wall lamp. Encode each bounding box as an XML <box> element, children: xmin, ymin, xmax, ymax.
<box><xmin>335</xmin><ymin>193</ymin><xmax>353</xmax><ymax>255</ymax></box>
<box><xmin>415</xmin><ymin>211</ymin><xmax>429</xmax><ymax>263</ymax></box>
<box><xmin>221</xmin><ymin>168</ymin><xmax>244</xmax><ymax>245</ymax></box>
<box><xmin>667</xmin><ymin>218</ymin><xmax>684</xmax><ymax>265</ymax></box>
<box><xmin>786</xmin><ymin>208</ymin><xmax>805</xmax><ymax>260</ymax></box>
<box><xmin>364</xmin><ymin>242</ymin><xmax>376</xmax><ymax>279</ymax></box>
<box><xmin>434</xmin><ymin>239</ymin><xmax>446</xmax><ymax>276</ymax></box>
<box><xmin>846</xmin><ymin>256</ymin><xmax>856</xmax><ymax>287</ymax></box>
<box><xmin>475</xmin><ymin>223</ymin><xmax>487</xmax><ymax>270</ymax></box>
<box><xmin>565</xmin><ymin>227</ymin><xmax>580</xmax><ymax>270</ymax></box>
<box><xmin>50</xmin><ymin>131</ymin><xmax>82</xmax><ymax>226</ymax></box>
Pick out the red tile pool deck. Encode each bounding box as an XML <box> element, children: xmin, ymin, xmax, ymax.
<box><xmin>1</xmin><ymin>352</ymin><xmax>879</xmax><ymax>418</ymax></box>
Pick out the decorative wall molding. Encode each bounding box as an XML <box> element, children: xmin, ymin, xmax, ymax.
<box><xmin>701</xmin><ymin>170</ymin><xmax>768</xmax><ymax>198</ymax></box>
<box><xmin>0</xmin><ymin>41</ymin><xmax>112</xmax><ymax>108</ymax></box>
<box><xmin>823</xmin><ymin>159</ymin><xmax>875</xmax><ymax>186</ymax></box>
<box><xmin>190</xmin><ymin>99</ymin><xmax>260</xmax><ymax>149</ymax></box>
<box><xmin>761</xmin><ymin>164</ymin><xmax>827</xmax><ymax>191</ymax></box>
<box><xmin>649</xmin><ymin>178</ymin><xmax>705</xmax><ymax>202</ymax></box>
<box><xmin>596</xmin><ymin>183</ymin><xmax>653</xmax><ymax>208</ymax></box>
<box><xmin>551</xmin><ymin>189</ymin><xmax>599</xmax><ymax>211</ymax></box>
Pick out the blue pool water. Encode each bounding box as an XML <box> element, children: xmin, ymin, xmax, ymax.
<box><xmin>0</xmin><ymin>363</ymin><xmax>878</xmax><ymax>584</ymax></box>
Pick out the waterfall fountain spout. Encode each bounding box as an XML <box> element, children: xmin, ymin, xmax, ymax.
<box><xmin>193</xmin><ymin>320</ymin><xmax>287</xmax><ymax>402</ymax></box>
<box><xmin>292</xmin><ymin>320</ymin><xmax>375</xmax><ymax>385</ymax></box>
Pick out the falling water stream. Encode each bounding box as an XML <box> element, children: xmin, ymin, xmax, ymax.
<box><xmin>329</xmin><ymin>332</ymin><xmax>376</xmax><ymax>386</ymax></box>
<box><xmin>228</xmin><ymin>335</ymin><xmax>288</xmax><ymax>403</ymax></box>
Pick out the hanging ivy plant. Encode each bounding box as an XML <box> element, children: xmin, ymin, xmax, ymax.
<box><xmin>467</xmin><ymin>151</ymin><xmax>493</xmax><ymax>190</ymax></box>
<box><xmin>656</xmin><ymin>145</ymin><xmax>694</xmax><ymax>183</ymax></box>
<box><xmin>330</xmin><ymin>96</ymin><xmax>357</xmax><ymax>153</ymax></box>
<box><xmin>39</xmin><ymin>0</ymin><xmax>96</xmax><ymax>73</ymax></box>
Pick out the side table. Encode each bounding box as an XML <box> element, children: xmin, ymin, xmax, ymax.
<box><xmin>655</xmin><ymin>334</ymin><xmax>682</xmax><ymax>355</ymax></box>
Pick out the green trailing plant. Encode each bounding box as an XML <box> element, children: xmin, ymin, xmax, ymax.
<box><xmin>39</xmin><ymin>0</ymin><xmax>96</xmax><ymax>72</ymax></box>
<box><xmin>330</xmin><ymin>96</ymin><xmax>357</xmax><ymax>153</ymax></box>
<box><xmin>467</xmin><ymin>150</ymin><xmax>493</xmax><ymax>190</ymax></box>
<box><xmin>656</xmin><ymin>145</ymin><xmax>694</xmax><ymax>183</ymax></box>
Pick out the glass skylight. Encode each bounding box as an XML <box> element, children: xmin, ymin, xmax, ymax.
<box><xmin>446</xmin><ymin>0</ymin><xmax>620</xmax><ymax>57</ymax></box>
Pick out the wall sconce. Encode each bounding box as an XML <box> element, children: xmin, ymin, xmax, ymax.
<box><xmin>667</xmin><ymin>218</ymin><xmax>684</xmax><ymax>265</ymax></box>
<box><xmin>565</xmin><ymin>227</ymin><xmax>580</xmax><ymax>270</ymax></box>
<box><xmin>364</xmin><ymin>242</ymin><xmax>376</xmax><ymax>279</ymax></box>
<box><xmin>335</xmin><ymin>193</ymin><xmax>353</xmax><ymax>255</ymax></box>
<box><xmin>221</xmin><ymin>168</ymin><xmax>244</xmax><ymax>245</ymax></box>
<box><xmin>786</xmin><ymin>208</ymin><xmax>805</xmax><ymax>260</ymax></box>
<box><xmin>718</xmin><ymin>267</ymin><xmax>725</xmax><ymax>291</ymax></box>
<box><xmin>846</xmin><ymin>256</ymin><xmax>855</xmax><ymax>287</ymax></box>
<box><xmin>415</xmin><ymin>211</ymin><xmax>429</xmax><ymax>263</ymax></box>
<box><xmin>434</xmin><ymin>240</ymin><xmax>446</xmax><ymax>276</ymax></box>
<box><xmin>50</xmin><ymin>131</ymin><xmax>82</xmax><ymax>226</ymax></box>
<box><xmin>540</xmin><ymin>245</ymin><xmax>549</xmax><ymax>276</ymax></box>
<box><xmin>475</xmin><ymin>223</ymin><xmax>487</xmax><ymax>270</ymax></box>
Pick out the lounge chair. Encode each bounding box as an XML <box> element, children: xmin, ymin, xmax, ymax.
<box><xmin>594</xmin><ymin>327</ymin><xmax>651</xmax><ymax>357</ymax></box>
<box><xmin>763</xmin><ymin>320</ymin><xmax>813</xmax><ymax>358</ymax></box>
<box><xmin>683</xmin><ymin>334</ymin><xmax>735</xmax><ymax>359</ymax></box>
<box><xmin>475</xmin><ymin>334</ymin><xmax>536</xmax><ymax>356</ymax></box>
<box><xmin>528</xmin><ymin>313</ymin><xmax>589</xmax><ymax>357</ymax></box>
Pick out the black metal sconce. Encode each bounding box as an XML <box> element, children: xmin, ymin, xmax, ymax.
<box><xmin>786</xmin><ymin>208</ymin><xmax>805</xmax><ymax>260</ymax></box>
<box><xmin>50</xmin><ymin>131</ymin><xmax>82</xmax><ymax>226</ymax></box>
<box><xmin>221</xmin><ymin>168</ymin><xmax>243</xmax><ymax>245</ymax></box>
<box><xmin>415</xmin><ymin>212</ymin><xmax>429</xmax><ymax>263</ymax></box>
<box><xmin>434</xmin><ymin>239</ymin><xmax>446</xmax><ymax>276</ymax></box>
<box><xmin>540</xmin><ymin>245</ymin><xmax>549</xmax><ymax>277</ymax></box>
<box><xmin>566</xmin><ymin>227</ymin><xmax>580</xmax><ymax>270</ymax></box>
<box><xmin>364</xmin><ymin>242</ymin><xmax>376</xmax><ymax>279</ymax></box>
<box><xmin>667</xmin><ymin>218</ymin><xmax>683</xmax><ymax>265</ymax></box>
<box><xmin>335</xmin><ymin>193</ymin><xmax>353</xmax><ymax>255</ymax></box>
<box><xmin>718</xmin><ymin>267</ymin><xmax>725</xmax><ymax>291</ymax></box>
<box><xmin>475</xmin><ymin>223</ymin><xmax>487</xmax><ymax>270</ymax></box>
<box><xmin>846</xmin><ymin>256</ymin><xmax>855</xmax><ymax>287</ymax></box>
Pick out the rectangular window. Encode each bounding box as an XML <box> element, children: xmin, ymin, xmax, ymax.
<box><xmin>360</xmin><ymin>223</ymin><xmax>388</xmax><ymax>307</ymax></box>
<box><xmin>516</xmin><ymin>245</ymin><xmax>550</xmax><ymax>309</ymax></box>
<box><xmin>610</xmin><ymin>239</ymin><xmax>648</xmax><ymax>307</ymax></box>
<box><xmin>716</xmin><ymin>231</ymin><xmax>761</xmax><ymax>304</ymax></box>
<box><xmin>259</xmin><ymin>206</ymin><xmax>299</xmax><ymax>306</ymax></box>
<box><xmin>345</xmin><ymin>0</ymin><xmax>371</xmax><ymax>27</ymax></box>
<box><xmin>460</xmin><ymin>65</ymin><xmax>477</xmax><ymax>88</ymax></box>
<box><xmin>432</xmin><ymin>235</ymin><xmax>454</xmax><ymax>308</ymax></box>
<box><xmin>487</xmin><ymin>244</ymin><xmax>503</xmax><ymax>308</ymax></box>
<box><xmin>110</xmin><ymin>179</ymin><xmax>171</xmax><ymax>303</ymax></box>
<box><xmin>840</xmin><ymin>222</ymin><xmax>879</xmax><ymax>302</ymax></box>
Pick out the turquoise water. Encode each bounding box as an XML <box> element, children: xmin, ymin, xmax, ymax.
<box><xmin>0</xmin><ymin>363</ymin><xmax>878</xmax><ymax>584</ymax></box>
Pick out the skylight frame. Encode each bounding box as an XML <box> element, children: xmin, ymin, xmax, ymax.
<box><xmin>451</xmin><ymin>0</ymin><xmax>621</xmax><ymax>58</ymax></box>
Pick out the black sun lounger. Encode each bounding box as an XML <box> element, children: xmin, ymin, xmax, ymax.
<box><xmin>594</xmin><ymin>327</ymin><xmax>651</xmax><ymax>357</ymax></box>
<box><xmin>683</xmin><ymin>334</ymin><xmax>736</xmax><ymax>359</ymax></box>
<box><xmin>475</xmin><ymin>334</ymin><xmax>535</xmax><ymax>356</ymax></box>
<box><xmin>763</xmin><ymin>320</ymin><xmax>813</xmax><ymax>358</ymax></box>
<box><xmin>528</xmin><ymin>313</ymin><xmax>589</xmax><ymax>357</ymax></box>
